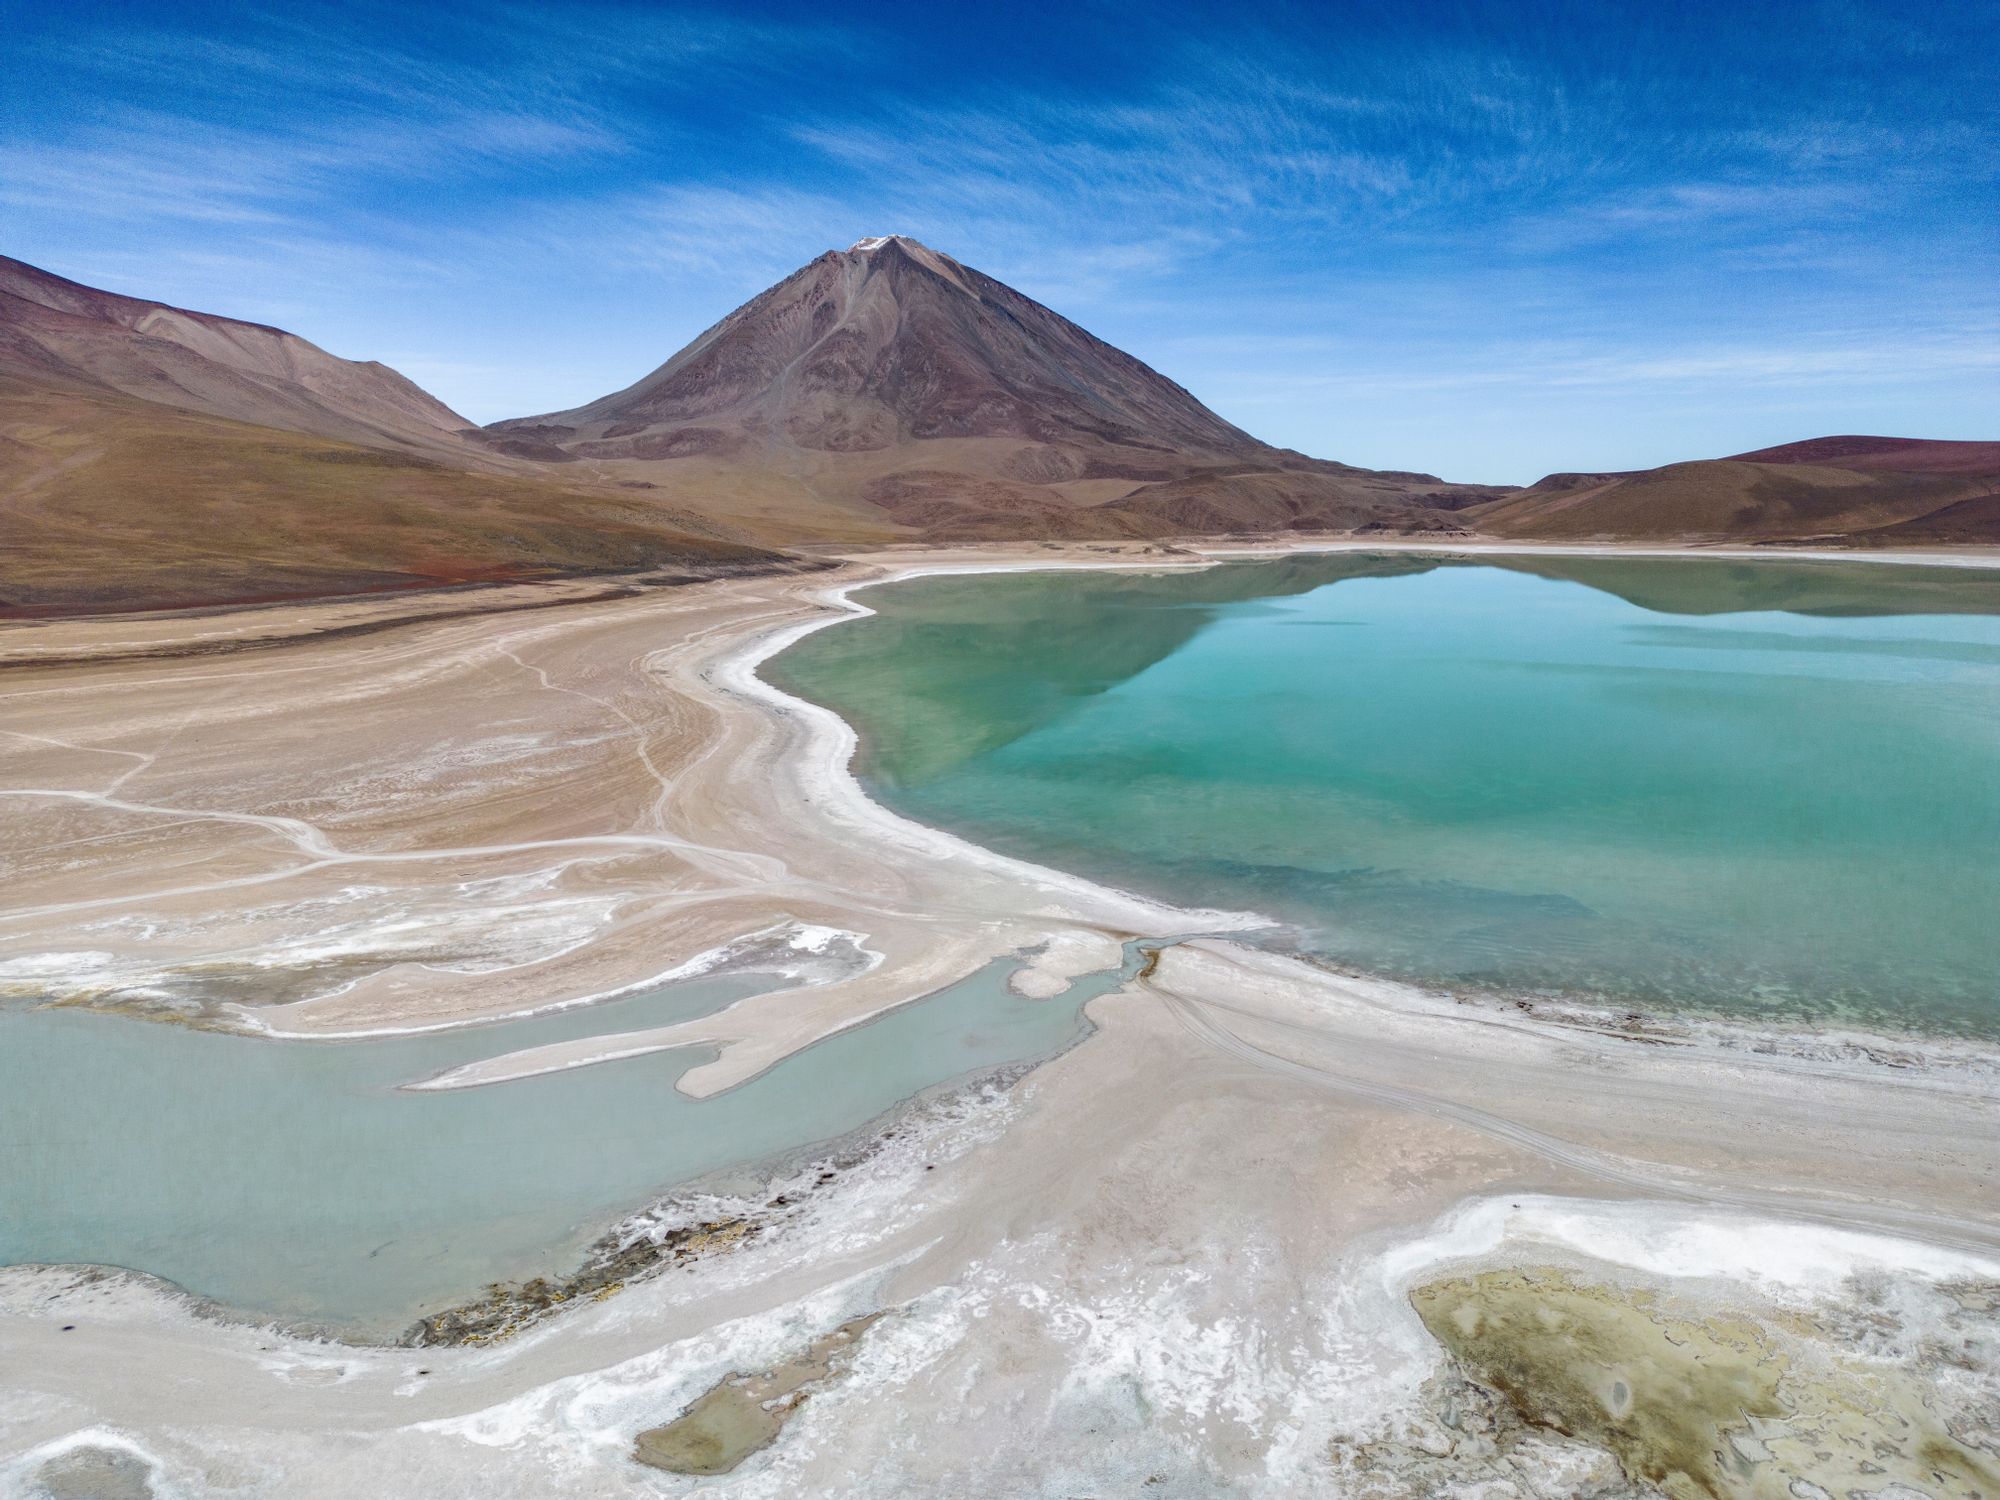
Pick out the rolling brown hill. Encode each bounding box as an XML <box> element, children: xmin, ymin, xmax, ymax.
<box><xmin>1473</xmin><ymin>436</ymin><xmax>2000</xmax><ymax>545</ymax></box>
<box><xmin>0</xmin><ymin>255</ymin><xmax>484</xmax><ymax>459</ymax></box>
<box><xmin>490</xmin><ymin>235</ymin><xmax>1500</xmax><ymax>541</ymax></box>
<box><xmin>0</xmin><ymin>257</ymin><xmax>781</xmax><ymax>613</ymax></box>
<box><xmin>1727</xmin><ymin>435</ymin><xmax>2000</xmax><ymax>474</ymax></box>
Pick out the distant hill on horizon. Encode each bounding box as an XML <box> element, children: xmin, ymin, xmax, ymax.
<box><xmin>1474</xmin><ymin>434</ymin><xmax>2000</xmax><ymax>546</ymax></box>
<box><xmin>2</xmin><ymin>243</ymin><xmax>1994</xmax><ymax>615</ymax></box>
<box><xmin>1726</xmin><ymin>435</ymin><xmax>2000</xmax><ymax>474</ymax></box>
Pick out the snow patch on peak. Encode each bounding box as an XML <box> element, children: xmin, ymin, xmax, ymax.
<box><xmin>850</xmin><ymin>234</ymin><xmax>942</xmax><ymax>257</ymax></box>
<box><xmin>846</xmin><ymin>234</ymin><xmax>973</xmax><ymax>292</ymax></box>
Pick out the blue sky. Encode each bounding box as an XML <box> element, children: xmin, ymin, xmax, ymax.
<box><xmin>4</xmin><ymin>0</ymin><xmax>1994</xmax><ymax>482</ymax></box>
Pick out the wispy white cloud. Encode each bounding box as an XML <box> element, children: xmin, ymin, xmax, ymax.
<box><xmin>4</xmin><ymin>0</ymin><xmax>1992</xmax><ymax>468</ymax></box>
<box><xmin>3</xmin><ymin>1</ymin><xmax>861</xmax><ymax>239</ymax></box>
<box><xmin>1198</xmin><ymin>325</ymin><xmax>2000</xmax><ymax>404</ymax></box>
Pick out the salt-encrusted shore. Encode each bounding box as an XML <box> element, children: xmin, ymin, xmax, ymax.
<box><xmin>2</xmin><ymin>539</ymin><xmax>1996</xmax><ymax>1497</ymax></box>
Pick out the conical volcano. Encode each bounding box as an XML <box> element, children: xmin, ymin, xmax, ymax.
<box><xmin>524</xmin><ymin>235</ymin><xmax>1256</xmax><ymax>455</ymax></box>
<box><xmin>492</xmin><ymin>236</ymin><xmax>1497</xmax><ymax>540</ymax></box>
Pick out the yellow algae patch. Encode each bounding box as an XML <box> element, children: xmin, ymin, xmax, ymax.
<box><xmin>1410</xmin><ymin>1268</ymin><xmax>2000</xmax><ymax>1499</ymax></box>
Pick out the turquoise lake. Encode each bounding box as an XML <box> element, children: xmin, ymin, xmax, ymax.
<box><xmin>768</xmin><ymin>553</ymin><xmax>2000</xmax><ymax>1036</ymax></box>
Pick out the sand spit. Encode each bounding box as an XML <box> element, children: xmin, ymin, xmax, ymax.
<box><xmin>2</xmin><ymin>539</ymin><xmax>1996</xmax><ymax>1495</ymax></box>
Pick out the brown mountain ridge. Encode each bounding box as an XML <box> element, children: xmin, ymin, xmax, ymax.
<box><xmin>0</xmin><ymin>254</ymin><xmax>780</xmax><ymax>613</ymax></box>
<box><xmin>0</xmin><ymin>255</ymin><xmax>481</xmax><ymax>458</ymax></box>
<box><xmin>1475</xmin><ymin>436</ymin><xmax>2000</xmax><ymax>546</ymax></box>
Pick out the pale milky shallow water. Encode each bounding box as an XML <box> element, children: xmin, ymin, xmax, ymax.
<box><xmin>0</xmin><ymin>958</ymin><xmax>1126</xmax><ymax>1334</ymax></box>
<box><xmin>771</xmin><ymin>553</ymin><xmax>2000</xmax><ymax>1035</ymax></box>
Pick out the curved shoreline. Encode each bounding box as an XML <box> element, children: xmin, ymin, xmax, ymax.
<box><xmin>9</xmin><ymin>537</ymin><xmax>1994</xmax><ymax>1049</ymax></box>
<box><xmin>753</xmin><ymin>552</ymin><xmax>2000</xmax><ymax>1057</ymax></box>
<box><xmin>76</xmin><ymin>536</ymin><xmax>1990</xmax><ymax>1098</ymax></box>
<box><xmin>715</xmin><ymin>550</ymin><xmax>2000</xmax><ymax>1249</ymax></box>
<box><xmin>741</xmin><ymin>548</ymin><xmax>2000</xmax><ymax>1069</ymax></box>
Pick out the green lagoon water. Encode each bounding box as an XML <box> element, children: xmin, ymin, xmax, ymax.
<box><xmin>0</xmin><ymin>958</ymin><xmax>1117</xmax><ymax>1334</ymax></box>
<box><xmin>769</xmin><ymin>554</ymin><xmax>2000</xmax><ymax>1035</ymax></box>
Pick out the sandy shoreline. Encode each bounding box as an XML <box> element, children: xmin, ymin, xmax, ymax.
<box><xmin>8</xmin><ymin>536</ymin><xmax>1992</xmax><ymax>1053</ymax></box>
<box><xmin>3</xmin><ymin>538</ymin><xmax>1997</xmax><ymax>1496</ymax></box>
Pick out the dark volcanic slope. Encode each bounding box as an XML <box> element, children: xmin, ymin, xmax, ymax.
<box><xmin>1473</xmin><ymin>436</ymin><xmax>2000</xmax><ymax>545</ymax></box>
<box><xmin>0</xmin><ymin>256</ymin><xmax>778</xmax><ymax>613</ymax></box>
<box><xmin>495</xmin><ymin>236</ymin><xmax>1499</xmax><ymax>540</ymax></box>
